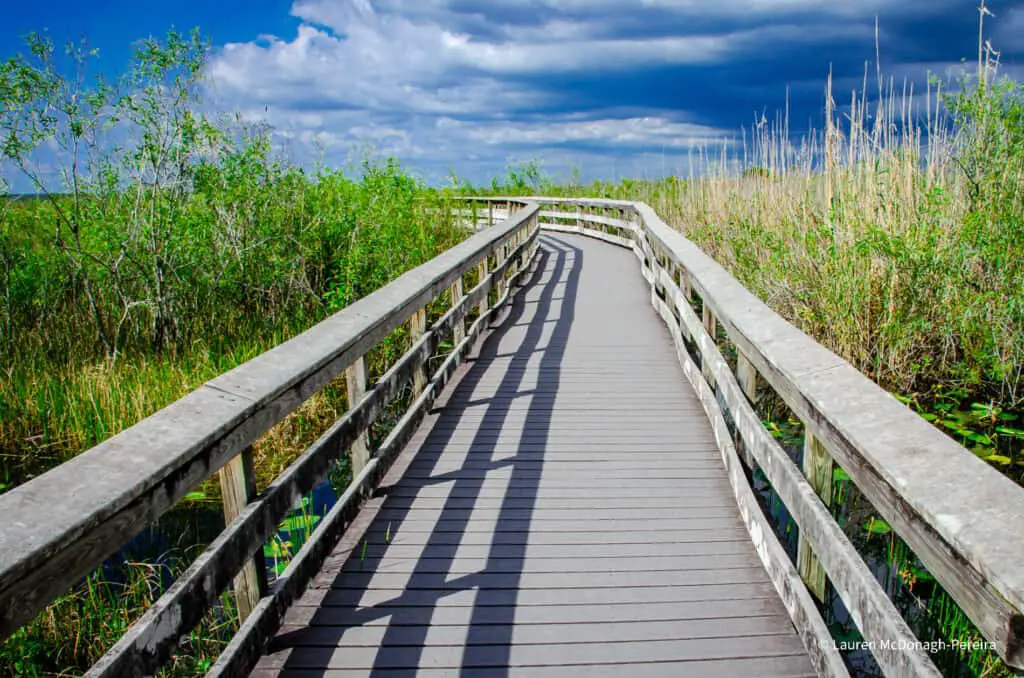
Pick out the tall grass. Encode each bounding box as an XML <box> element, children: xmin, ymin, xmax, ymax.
<box><xmin>648</xmin><ymin>69</ymin><xmax>1023</xmax><ymax>406</ymax></box>
<box><xmin>483</xmin><ymin>39</ymin><xmax>1024</xmax><ymax>478</ymax></box>
<box><xmin>0</xmin><ymin>29</ymin><xmax>471</xmax><ymax>677</ymax></box>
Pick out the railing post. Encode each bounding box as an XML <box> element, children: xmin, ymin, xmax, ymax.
<box><xmin>733</xmin><ymin>352</ymin><xmax>760</xmax><ymax>469</ymax></box>
<box><xmin>449</xmin><ymin>278</ymin><xmax>465</xmax><ymax>346</ymax></box>
<box><xmin>476</xmin><ymin>259</ymin><xmax>489</xmax><ymax>318</ymax></box>
<box><xmin>511</xmin><ymin>231</ymin><xmax>520</xmax><ymax>275</ymax></box>
<box><xmin>701</xmin><ymin>305</ymin><xmax>717</xmax><ymax>382</ymax></box>
<box><xmin>736</xmin><ymin>354</ymin><xmax>758</xmax><ymax>404</ymax></box>
<box><xmin>517</xmin><ymin>227</ymin><xmax>526</xmax><ymax>273</ymax></box>
<box><xmin>409</xmin><ymin>308</ymin><xmax>428</xmax><ymax>397</ymax></box>
<box><xmin>488</xmin><ymin>203</ymin><xmax>494</xmax><ymax>229</ymax></box>
<box><xmin>218</xmin><ymin>446</ymin><xmax>266</xmax><ymax>622</ymax></box>
<box><xmin>496</xmin><ymin>242</ymin><xmax>507</xmax><ymax>300</ymax></box>
<box><xmin>798</xmin><ymin>432</ymin><xmax>834</xmax><ymax>601</ymax></box>
<box><xmin>345</xmin><ymin>356</ymin><xmax>370</xmax><ymax>475</ymax></box>
<box><xmin>678</xmin><ymin>267</ymin><xmax>693</xmax><ymax>302</ymax></box>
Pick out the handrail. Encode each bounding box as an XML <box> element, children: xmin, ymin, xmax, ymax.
<box><xmin>0</xmin><ymin>198</ymin><xmax>541</xmax><ymax>675</ymax></box>
<box><xmin>473</xmin><ymin>196</ymin><xmax>1024</xmax><ymax>675</ymax></box>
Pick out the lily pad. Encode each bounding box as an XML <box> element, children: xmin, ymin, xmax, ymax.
<box><xmin>864</xmin><ymin>518</ymin><xmax>892</xmax><ymax>535</ymax></box>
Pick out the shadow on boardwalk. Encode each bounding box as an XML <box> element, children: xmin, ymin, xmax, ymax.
<box><xmin>271</xmin><ymin>235</ymin><xmax>583</xmax><ymax>676</ymax></box>
<box><xmin>261</xmin><ymin>233</ymin><xmax>814</xmax><ymax>678</ymax></box>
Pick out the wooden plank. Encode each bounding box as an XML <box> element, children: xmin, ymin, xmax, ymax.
<box><xmin>360</xmin><ymin>517</ymin><xmax>743</xmax><ymax>534</ymax></box>
<box><xmin>292</xmin><ymin>599</ymin><xmax>791</xmax><ymax>629</ymax></box>
<box><xmin>379</xmin><ymin>485</ymin><xmax>733</xmax><ymax>499</ymax></box>
<box><xmin>218</xmin><ymin>447</ymin><xmax>266</xmax><ymax>622</ymax></box>
<box><xmin>279</xmin><ymin>615</ymin><xmax>797</xmax><ymax>646</ymax></box>
<box><xmin>257</xmin><ymin>655</ymin><xmax>817</xmax><ymax>678</ymax></box>
<box><xmin>259</xmin><ymin>635</ymin><xmax>808</xmax><ymax>670</ymax></box>
<box><xmin>734</xmin><ymin>351</ymin><xmax>760</xmax><ymax>468</ymax></box>
<box><xmin>363</xmin><ymin>496</ymin><xmax>743</xmax><ymax>511</ymax></box>
<box><xmin>797</xmin><ymin>433</ymin><xmax>833</xmax><ymax>602</ymax></box>
<box><xmin>328</xmin><ymin>568</ymin><xmax>772</xmax><ymax>592</ymax></box>
<box><xmin>313</xmin><ymin>582</ymin><xmax>778</xmax><ymax>608</ymax></box>
<box><xmin>336</xmin><ymin>541</ymin><xmax>756</xmax><ymax>562</ymax></box>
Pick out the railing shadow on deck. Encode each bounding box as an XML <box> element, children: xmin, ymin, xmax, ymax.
<box><xmin>266</xmin><ymin>235</ymin><xmax>583</xmax><ymax>676</ymax></box>
<box><xmin>0</xmin><ymin>199</ymin><xmax>542</xmax><ymax>677</ymax></box>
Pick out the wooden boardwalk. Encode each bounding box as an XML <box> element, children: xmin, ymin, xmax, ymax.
<box><xmin>6</xmin><ymin>198</ymin><xmax>1022</xmax><ymax>677</ymax></box>
<box><xmin>252</xmin><ymin>233</ymin><xmax>814</xmax><ymax>677</ymax></box>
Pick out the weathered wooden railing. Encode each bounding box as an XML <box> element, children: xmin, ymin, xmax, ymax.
<box><xmin>0</xmin><ymin>200</ymin><xmax>541</xmax><ymax>676</ymax></box>
<box><xmin>471</xmin><ymin>197</ymin><xmax>1024</xmax><ymax>678</ymax></box>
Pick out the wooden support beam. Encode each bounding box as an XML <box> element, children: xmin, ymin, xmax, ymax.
<box><xmin>798</xmin><ymin>433</ymin><xmax>834</xmax><ymax>601</ymax></box>
<box><xmin>218</xmin><ymin>447</ymin><xmax>265</xmax><ymax>622</ymax></box>
<box><xmin>734</xmin><ymin>352</ymin><xmax>760</xmax><ymax>469</ymax></box>
<box><xmin>701</xmin><ymin>305</ymin><xmax>717</xmax><ymax>382</ymax></box>
<box><xmin>680</xmin><ymin>270</ymin><xmax>693</xmax><ymax>303</ymax></box>
<box><xmin>476</xmin><ymin>260</ymin><xmax>489</xmax><ymax>318</ymax></box>
<box><xmin>496</xmin><ymin>242</ymin><xmax>507</xmax><ymax>300</ymax></box>
<box><xmin>345</xmin><ymin>357</ymin><xmax>369</xmax><ymax>475</ymax></box>
<box><xmin>409</xmin><ymin>308</ymin><xmax>428</xmax><ymax>397</ymax></box>
<box><xmin>449</xmin><ymin>278</ymin><xmax>465</xmax><ymax>345</ymax></box>
<box><xmin>736</xmin><ymin>352</ymin><xmax>759</xmax><ymax>405</ymax></box>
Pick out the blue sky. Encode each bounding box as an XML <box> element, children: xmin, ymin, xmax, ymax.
<box><xmin>3</xmin><ymin>0</ymin><xmax>1024</xmax><ymax>185</ymax></box>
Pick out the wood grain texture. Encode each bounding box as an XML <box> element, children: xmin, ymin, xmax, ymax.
<box><xmin>345</xmin><ymin>358</ymin><xmax>370</xmax><ymax>476</ymax></box>
<box><xmin>798</xmin><ymin>433</ymin><xmax>833</xmax><ymax>602</ymax></box>
<box><xmin>254</xmin><ymin>233</ymin><xmax>814</xmax><ymax>678</ymax></box>
<box><xmin>408</xmin><ymin>308</ymin><xmax>427</xmax><ymax>398</ymax></box>
<box><xmin>218</xmin><ymin>447</ymin><xmax>266</xmax><ymax>622</ymax></box>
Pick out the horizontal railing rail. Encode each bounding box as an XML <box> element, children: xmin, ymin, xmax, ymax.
<box><xmin>469</xmin><ymin>196</ymin><xmax>1024</xmax><ymax>677</ymax></box>
<box><xmin>0</xmin><ymin>199</ymin><xmax>541</xmax><ymax>676</ymax></box>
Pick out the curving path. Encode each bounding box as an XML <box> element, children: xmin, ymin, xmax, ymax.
<box><xmin>251</xmin><ymin>233</ymin><xmax>815</xmax><ymax>677</ymax></box>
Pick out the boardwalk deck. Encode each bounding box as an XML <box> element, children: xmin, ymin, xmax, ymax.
<box><xmin>252</xmin><ymin>233</ymin><xmax>815</xmax><ymax>677</ymax></box>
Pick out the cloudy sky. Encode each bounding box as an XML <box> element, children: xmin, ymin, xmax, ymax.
<box><xmin>3</xmin><ymin>0</ymin><xmax>1024</xmax><ymax>185</ymax></box>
